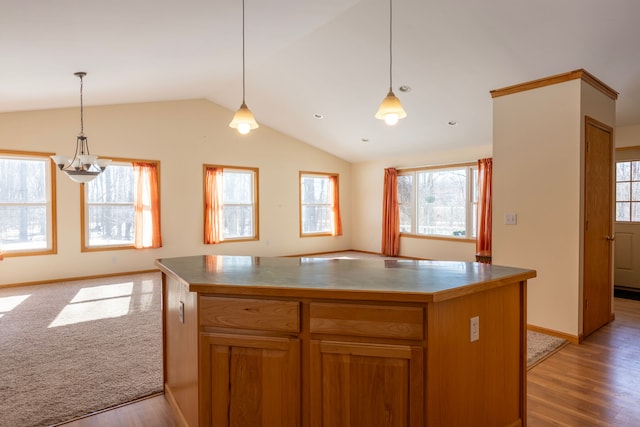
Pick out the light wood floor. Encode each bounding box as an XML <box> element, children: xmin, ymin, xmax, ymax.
<box><xmin>528</xmin><ymin>297</ymin><xmax>640</xmax><ymax>426</ymax></box>
<box><xmin>59</xmin><ymin>297</ymin><xmax>640</xmax><ymax>426</ymax></box>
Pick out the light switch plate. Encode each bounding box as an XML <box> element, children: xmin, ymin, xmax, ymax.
<box><xmin>504</xmin><ymin>212</ymin><xmax>517</xmax><ymax>225</ymax></box>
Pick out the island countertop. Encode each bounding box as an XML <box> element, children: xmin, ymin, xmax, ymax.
<box><xmin>155</xmin><ymin>255</ymin><xmax>536</xmax><ymax>303</ymax></box>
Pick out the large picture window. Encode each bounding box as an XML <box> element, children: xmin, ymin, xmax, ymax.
<box><xmin>399</xmin><ymin>164</ymin><xmax>478</xmax><ymax>239</ymax></box>
<box><xmin>82</xmin><ymin>159</ymin><xmax>161</xmax><ymax>250</ymax></box>
<box><xmin>204</xmin><ymin>165</ymin><xmax>259</xmax><ymax>243</ymax></box>
<box><xmin>616</xmin><ymin>160</ymin><xmax>640</xmax><ymax>222</ymax></box>
<box><xmin>299</xmin><ymin>172</ymin><xmax>342</xmax><ymax>236</ymax></box>
<box><xmin>0</xmin><ymin>150</ymin><xmax>57</xmax><ymax>256</ymax></box>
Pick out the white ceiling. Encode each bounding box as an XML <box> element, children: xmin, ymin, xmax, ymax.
<box><xmin>2</xmin><ymin>0</ymin><xmax>639</xmax><ymax>163</ymax></box>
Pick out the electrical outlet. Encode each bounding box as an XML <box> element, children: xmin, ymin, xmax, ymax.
<box><xmin>470</xmin><ymin>316</ymin><xmax>479</xmax><ymax>342</ymax></box>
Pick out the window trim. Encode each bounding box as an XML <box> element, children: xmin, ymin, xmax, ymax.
<box><xmin>398</xmin><ymin>162</ymin><xmax>477</xmax><ymax>242</ymax></box>
<box><xmin>80</xmin><ymin>157</ymin><xmax>160</xmax><ymax>252</ymax></box>
<box><xmin>299</xmin><ymin>171</ymin><xmax>339</xmax><ymax>237</ymax></box>
<box><xmin>203</xmin><ymin>164</ymin><xmax>260</xmax><ymax>243</ymax></box>
<box><xmin>615</xmin><ymin>158</ymin><xmax>640</xmax><ymax>223</ymax></box>
<box><xmin>0</xmin><ymin>149</ymin><xmax>57</xmax><ymax>257</ymax></box>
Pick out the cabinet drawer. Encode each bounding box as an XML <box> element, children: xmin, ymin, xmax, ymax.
<box><xmin>310</xmin><ymin>302</ymin><xmax>423</xmax><ymax>340</ymax></box>
<box><xmin>200</xmin><ymin>296</ymin><xmax>300</xmax><ymax>333</ymax></box>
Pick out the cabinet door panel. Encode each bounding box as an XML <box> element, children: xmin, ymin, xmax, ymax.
<box><xmin>310</xmin><ymin>340</ymin><xmax>423</xmax><ymax>427</ymax></box>
<box><xmin>200</xmin><ymin>333</ymin><xmax>300</xmax><ymax>427</ymax></box>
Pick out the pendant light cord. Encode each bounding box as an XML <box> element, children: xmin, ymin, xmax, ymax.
<box><xmin>242</xmin><ymin>0</ymin><xmax>246</xmax><ymax>103</ymax></box>
<box><xmin>389</xmin><ymin>0</ymin><xmax>393</xmax><ymax>91</ymax></box>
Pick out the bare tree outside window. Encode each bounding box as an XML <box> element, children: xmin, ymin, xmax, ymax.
<box><xmin>616</xmin><ymin>160</ymin><xmax>640</xmax><ymax>222</ymax></box>
<box><xmin>398</xmin><ymin>165</ymin><xmax>477</xmax><ymax>238</ymax></box>
<box><xmin>300</xmin><ymin>174</ymin><xmax>334</xmax><ymax>235</ymax></box>
<box><xmin>221</xmin><ymin>170</ymin><xmax>255</xmax><ymax>239</ymax></box>
<box><xmin>86</xmin><ymin>163</ymin><xmax>135</xmax><ymax>246</ymax></box>
<box><xmin>0</xmin><ymin>154</ymin><xmax>53</xmax><ymax>254</ymax></box>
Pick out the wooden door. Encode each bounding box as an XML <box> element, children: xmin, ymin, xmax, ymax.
<box><xmin>614</xmin><ymin>148</ymin><xmax>640</xmax><ymax>289</ymax></box>
<box><xmin>199</xmin><ymin>333</ymin><xmax>300</xmax><ymax>427</ymax></box>
<box><xmin>583</xmin><ymin>116</ymin><xmax>614</xmax><ymax>338</ymax></box>
<box><xmin>309</xmin><ymin>340</ymin><xmax>423</xmax><ymax>427</ymax></box>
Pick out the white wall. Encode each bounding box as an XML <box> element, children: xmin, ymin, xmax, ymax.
<box><xmin>0</xmin><ymin>99</ymin><xmax>351</xmax><ymax>285</ymax></box>
<box><xmin>351</xmin><ymin>145</ymin><xmax>491</xmax><ymax>260</ymax></box>
<box><xmin>492</xmin><ymin>78</ymin><xmax>616</xmax><ymax>339</ymax></box>
<box><xmin>617</xmin><ymin>124</ymin><xmax>640</xmax><ymax>148</ymax></box>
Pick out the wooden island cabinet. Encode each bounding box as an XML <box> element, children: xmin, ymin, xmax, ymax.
<box><xmin>156</xmin><ymin>255</ymin><xmax>535</xmax><ymax>427</ymax></box>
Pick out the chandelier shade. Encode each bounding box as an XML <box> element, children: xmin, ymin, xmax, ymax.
<box><xmin>51</xmin><ymin>72</ymin><xmax>110</xmax><ymax>183</ymax></box>
<box><xmin>375</xmin><ymin>89</ymin><xmax>407</xmax><ymax>126</ymax></box>
<box><xmin>229</xmin><ymin>102</ymin><xmax>259</xmax><ymax>135</ymax></box>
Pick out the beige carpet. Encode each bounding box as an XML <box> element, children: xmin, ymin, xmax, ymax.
<box><xmin>527</xmin><ymin>330</ymin><xmax>568</xmax><ymax>369</ymax></box>
<box><xmin>0</xmin><ymin>272</ymin><xmax>163</xmax><ymax>427</ymax></box>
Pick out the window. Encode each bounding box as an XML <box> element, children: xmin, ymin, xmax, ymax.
<box><xmin>616</xmin><ymin>160</ymin><xmax>640</xmax><ymax>222</ymax></box>
<box><xmin>300</xmin><ymin>172</ymin><xmax>342</xmax><ymax>236</ymax></box>
<box><xmin>82</xmin><ymin>159</ymin><xmax>161</xmax><ymax>250</ymax></box>
<box><xmin>399</xmin><ymin>164</ymin><xmax>478</xmax><ymax>239</ymax></box>
<box><xmin>0</xmin><ymin>150</ymin><xmax>56</xmax><ymax>256</ymax></box>
<box><xmin>204</xmin><ymin>165</ymin><xmax>258</xmax><ymax>243</ymax></box>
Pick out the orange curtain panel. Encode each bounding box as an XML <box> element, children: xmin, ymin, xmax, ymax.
<box><xmin>204</xmin><ymin>167</ymin><xmax>223</xmax><ymax>244</ymax></box>
<box><xmin>133</xmin><ymin>162</ymin><xmax>162</xmax><ymax>249</ymax></box>
<box><xmin>476</xmin><ymin>158</ymin><xmax>493</xmax><ymax>255</ymax></box>
<box><xmin>330</xmin><ymin>175</ymin><xmax>343</xmax><ymax>236</ymax></box>
<box><xmin>381</xmin><ymin>167</ymin><xmax>400</xmax><ymax>256</ymax></box>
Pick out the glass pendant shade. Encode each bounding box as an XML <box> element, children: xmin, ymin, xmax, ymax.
<box><xmin>51</xmin><ymin>72</ymin><xmax>110</xmax><ymax>183</ymax></box>
<box><xmin>229</xmin><ymin>102</ymin><xmax>259</xmax><ymax>135</ymax></box>
<box><xmin>375</xmin><ymin>89</ymin><xmax>407</xmax><ymax>126</ymax></box>
<box><xmin>51</xmin><ymin>135</ymin><xmax>111</xmax><ymax>183</ymax></box>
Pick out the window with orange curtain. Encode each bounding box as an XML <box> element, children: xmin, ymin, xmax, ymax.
<box><xmin>204</xmin><ymin>165</ymin><xmax>259</xmax><ymax>244</ymax></box>
<box><xmin>299</xmin><ymin>172</ymin><xmax>342</xmax><ymax>237</ymax></box>
<box><xmin>476</xmin><ymin>158</ymin><xmax>492</xmax><ymax>255</ymax></box>
<box><xmin>81</xmin><ymin>158</ymin><xmax>161</xmax><ymax>250</ymax></box>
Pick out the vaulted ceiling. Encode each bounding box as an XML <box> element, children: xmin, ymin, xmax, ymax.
<box><xmin>2</xmin><ymin>0</ymin><xmax>639</xmax><ymax>162</ymax></box>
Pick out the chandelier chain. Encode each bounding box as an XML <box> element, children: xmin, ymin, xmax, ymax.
<box><xmin>79</xmin><ymin>73</ymin><xmax>85</xmax><ymax>136</ymax></box>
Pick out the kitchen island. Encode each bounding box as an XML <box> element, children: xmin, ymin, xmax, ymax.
<box><xmin>156</xmin><ymin>255</ymin><xmax>536</xmax><ymax>427</ymax></box>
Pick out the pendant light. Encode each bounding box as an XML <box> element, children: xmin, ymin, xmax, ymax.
<box><xmin>375</xmin><ymin>0</ymin><xmax>407</xmax><ymax>126</ymax></box>
<box><xmin>51</xmin><ymin>72</ymin><xmax>111</xmax><ymax>183</ymax></box>
<box><xmin>229</xmin><ymin>0</ymin><xmax>259</xmax><ymax>135</ymax></box>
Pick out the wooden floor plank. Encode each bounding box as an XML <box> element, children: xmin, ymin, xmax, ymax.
<box><xmin>58</xmin><ymin>298</ymin><xmax>640</xmax><ymax>426</ymax></box>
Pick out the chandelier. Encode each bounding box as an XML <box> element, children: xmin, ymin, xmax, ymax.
<box><xmin>51</xmin><ymin>72</ymin><xmax>110</xmax><ymax>183</ymax></box>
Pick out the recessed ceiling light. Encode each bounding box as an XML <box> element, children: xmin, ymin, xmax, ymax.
<box><xmin>313</xmin><ymin>113</ymin><xmax>324</xmax><ymax>119</ymax></box>
<box><xmin>448</xmin><ymin>120</ymin><xmax>458</xmax><ymax>126</ymax></box>
<box><xmin>399</xmin><ymin>85</ymin><xmax>411</xmax><ymax>93</ymax></box>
